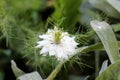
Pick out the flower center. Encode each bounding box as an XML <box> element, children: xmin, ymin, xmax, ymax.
<box><xmin>54</xmin><ymin>31</ymin><xmax>61</xmax><ymax>44</ymax></box>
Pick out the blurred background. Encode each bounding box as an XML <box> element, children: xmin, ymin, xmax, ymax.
<box><xmin>0</xmin><ymin>0</ymin><xmax>120</xmax><ymax>80</ymax></box>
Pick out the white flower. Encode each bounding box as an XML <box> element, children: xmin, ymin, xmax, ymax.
<box><xmin>36</xmin><ymin>27</ymin><xmax>78</xmax><ymax>60</ymax></box>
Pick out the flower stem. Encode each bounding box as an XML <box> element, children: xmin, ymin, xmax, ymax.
<box><xmin>46</xmin><ymin>60</ymin><xmax>66</xmax><ymax>80</ymax></box>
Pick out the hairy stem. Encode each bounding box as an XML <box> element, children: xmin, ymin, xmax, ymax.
<box><xmin>46</xmin><ymin>60</ymin><xmax>66</xmax><ymax>80</ymax></box>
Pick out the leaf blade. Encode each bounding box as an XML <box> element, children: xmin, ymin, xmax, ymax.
<box><xmin>90</xmin><ymin>20</ymin><xmax>120</xmax><ymax>63</ymax></box>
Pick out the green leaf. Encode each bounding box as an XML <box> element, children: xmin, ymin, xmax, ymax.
<box><xmin>11</xmin><ymin>60</ymin><xmax>25</xmax><ymax>77</ymax></box>
<box><xmin>99</xmin><ymin>60</ymin><xmax>108</xmax><ymax>75</ymax></box>
<box><xmin>96</xmin><ymin>60</ymin><xmax>120</xmax><ymax>80</ymax></box>
<box><xmin>11</xmin><ymin>60</ymin><xmax>43</xmax><ymax>80</ymax></box>
<box><xmin>107</xmin><ymin>0</ymin><xmax>120</xmax><ymax>13</ymax></box>
<box><xmin>90</xmin><ymin>20</ymin><xmax>120</xmax><ymax>63</ymax></box>
<box><xmin>89</xmin><ymin>0</ymin><xmax>120</xmax><ymax>18</ymax></box>
<box><xmin>77</xmin><ymin>41</ymin><xmax>120</xmax><ymax>54</ymax></box>
<box><xmin>112</xmin><ymin>24</ymin><xmax>120</xmax><ymax>32</ymax></box>
<box><xmin>17</xmin><ymin>72</ymin><xmax>42</xmax><ymax>80</ymax></box>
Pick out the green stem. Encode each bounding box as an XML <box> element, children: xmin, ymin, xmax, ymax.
<box><xmin>95</xmin><ymin>36</ymin><xmax>100</xmax><ymax>77</ymax></box>
<box><xmin>46</xmin><ymin>60</ymin><xmax>66</xmax><ymax>80</ymax></box>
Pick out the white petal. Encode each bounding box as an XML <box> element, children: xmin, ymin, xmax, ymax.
<box><xmin>36</xmin><ymin>40</ymin><xmax>49</xmax><ymax>47</ymax></box>
<box><xmin>47</xmin><ymin>29</ymin><xmax>53</xmax><ymax>33</ymax></box>
<box><xmin>41</xmin><ymin>47</ymin><xmax>48</xmax><ymax>54</ymax></box>
<box><xmin>49</xmin><ymin>45</ymin><xmax>56</xmax><ymax>56</ymax></box>
<box><xmin>40</xmin><ymin>43</ymin><xmax>52</xmax><ymax>54</ymax></box>
<box><xmin>55</xmin><ymin>46</ymin><xmax>68</xmax><ymax>60</ymax></box>
<box><xmin>39</xmin><ymin>34</ymin><xmax>52</xmax><ymax>40</ymax></box>
<box><xmin>37</xmin><ymin>26</ymin><xmax>78</xmax><ymax>61</ymax></box>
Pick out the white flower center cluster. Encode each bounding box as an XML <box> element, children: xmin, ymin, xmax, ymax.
<box><xmin>36</xmin><ymin>27</ymin><xmax>78</xmax><ymax>61</ymax></box>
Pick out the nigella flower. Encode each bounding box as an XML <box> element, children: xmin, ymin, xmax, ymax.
<box><xmin>36</xmin><ymin>27</ymin><xmax>78</xmax><ymax>61</ymax></box>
